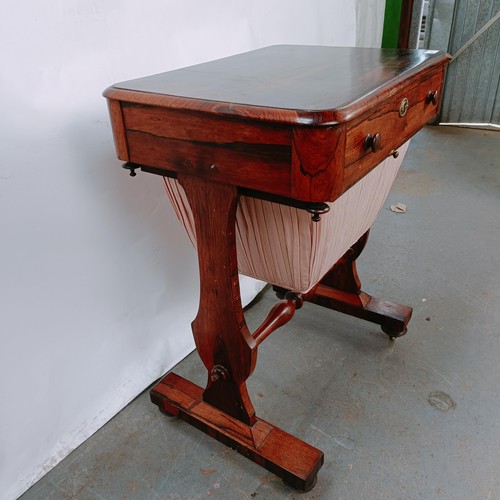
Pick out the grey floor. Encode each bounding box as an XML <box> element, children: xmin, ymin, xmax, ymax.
<box><xmin>21</xmin><ymin>126</ymin><xmax>499</xmax><ymax>500</ymax></box>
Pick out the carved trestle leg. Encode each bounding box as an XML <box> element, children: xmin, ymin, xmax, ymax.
<box><xmin>276</xmin><ymin>229</ymin><xmax>412</xmax><ymax>340</ymax></box>
<box><xmin>150</xmin><ymin>175</ymin><xmax>323</xmax><ymax>491</ymax></box>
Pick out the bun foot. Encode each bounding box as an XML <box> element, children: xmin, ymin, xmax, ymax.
<box><xmin>382</xmin><ymin>325</ymin><xmax>408</xmax><ymax>341</ymax></box>
<box><xmin>283</xmin><ymin>473</ymin><xmax>318</xmax><ymax>492</ymax></box>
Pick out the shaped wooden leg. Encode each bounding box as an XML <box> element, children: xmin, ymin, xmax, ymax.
<box><xmin>313</xmin><ymin>229</ymin><xmax>412</xmax><ymax>338</ymax></box>
<box><xmin>275</xmin><ymin>230</ymin><xmax>412</xmax><ymax>339</ymax></box>
<box><xmin>150</xmin><ymin>175</ymin><xmax>323</xmax><ymax>490</ymax></box>
<box><xmin>177</xmin><ymin>174</ymin><xmax>257</xmax><ymax>424</ymax></box>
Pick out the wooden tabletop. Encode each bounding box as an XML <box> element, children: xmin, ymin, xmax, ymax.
<box><xmin>106</xmin><ymin>45</ymin><xmax>449</xmax><ymax>125</ymax></box>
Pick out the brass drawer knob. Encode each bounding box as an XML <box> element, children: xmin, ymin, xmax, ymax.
<box><xmin>426</xmin><ymin>90</ymin><xmax>438</xmax><ymax>105</ymax></box>
<box><xmin>364</xmin><ymin>132</ymin><xmax>382</xmax><ymax>153</ymax></box>
<box><xmin>390</xmin><ymin>149</ymin><xmax>399</xmax><ymax>158</ymax></box>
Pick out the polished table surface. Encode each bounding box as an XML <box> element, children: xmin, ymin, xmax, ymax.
<box><xmin>104</xmin><ymin>45</ymin><xmax>450</xmax><ymax>491</ymax></box>
<box><xmin>108</xmin><ymin>45</ymin><xmax>446</xmax><ymax>124</ymax></box>
<box><xmin>105</xmin><ymin>45</ymin><xmax>449</xmax><ymax>203</ymax></box>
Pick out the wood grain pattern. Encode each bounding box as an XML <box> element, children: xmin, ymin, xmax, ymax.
<box><xmin>106</xmin><ymin>99</ymin><xmax>129</xmax><ymax>161</ymax></box>
<box><xmin>151</xmin><ymin>372</ymin><xmax>324</xmax><ymax>492</ymax></box>
<box><xmin>127</xmin><ymin>131</ymin><xmax>292</xmax><ymax>197</ymax></box>
<box><xmin>273</xmin><ymin>231</ymin><xmax>413</xmax><ymax>338</ymax></box>
<box><xmin>122</xmin><ymin>103</ymin><xmax>294</xmax><ymax>198</ymax></box>
<box><xmin>252</xmin><ymin>292</ymin><xmax>303</xmax><ymax>346</ymax></box>
<box><xmin>106</xmin><ymin>48</ymin><xmax>449</xmax><ymax>203</ymax></box>
<box><xmin>398</xmin><ymin>0</ymin><xmax>415</xmax><ymax>49</ymax></box>
<box><xmin>309</xmin><ymin>285</ymin><xmax>412</xmax><ymax>338</ymax></box>
<box><xmin>177</xmin><ymin>174</ymin><xmax>257</xmax><ymax>425</ymax></box>
<box><xmin>342</xmin><ymin>66</ymin><xmax>445</xmax><ymax>191</ymax></box>
<box><xmin>293</xmin><ymin>231</ymin><xmax>411</xmax><ymax>338</ymax></box>
<box><xmin>104</xmin><ymin>45</ymin><xmax>450</xmax><ymax>490</ymax></box>
<box><xmin>104</xmin><ymin>46</ymin><xmax>450</xmax><ymax>126</ymax></box>
<box><xmin>122</xmin><ymin>104</ymin><xmax>291</xmax><ymax>145</ymax></box>
<box><xmin>345</xmin><ymin>67</ymin><xmax>444</xmax><ymax>166</ymax></box>
<box><xmin>291</xmin><ymin>125</ymin><xmax>345</xmax><ymax>201</ymax></box>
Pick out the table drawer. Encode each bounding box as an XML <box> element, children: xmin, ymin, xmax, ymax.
<box><xmin>122</xmin><ymin>104</ymin><xmax>294</xmax><ymax>198</ymax></box>
<box><xmin>344</xmin><ymin>68</ymin><xmax>445</xmax><ymax>169</ymax></box>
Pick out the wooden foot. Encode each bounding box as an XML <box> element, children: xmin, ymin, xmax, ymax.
<box><xmin>308</xmin><ymin>285</ymin><xmax>411</xmax><ymax>339</ymax></box>
<box><xmin>275</xmin><ymin>230</ymin><xmax>412</xmax><ymax>338</ymax></box>
<box><xmin>151</xmin><ymin>373</ymin><xmax>324</xmax><ymax>492</ymax></box>
<box><xmin>165</xmin><ymin>175</ymin><xmax>322</xmax><ymax>490</ymax></box>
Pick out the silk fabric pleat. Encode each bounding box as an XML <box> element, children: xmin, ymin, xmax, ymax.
<box><xmin>164</xmin><ymin>141</ymin><xmax>409</xmax><ymax>293</ymax></box>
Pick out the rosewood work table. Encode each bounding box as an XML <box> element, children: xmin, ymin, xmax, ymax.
<box><xmin>104</xmin><ymin>45</ymin><xmax>450</xmax><ymax>490</ymax></box>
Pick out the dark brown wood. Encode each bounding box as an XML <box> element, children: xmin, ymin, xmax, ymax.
<box><xmin>104</xmin><ymin>46</ymin><xmax>450</xmax><ymax>125</ymax></box>
<box><xmin>127</xmin><ymin>129</ymin><xmax>292</xmax><ymax>198</ymax></box>
<box><xmin>104</xmin><ymin>47</ymin><xmax>450</xmax><ymax>203</ymax></box>
<box><xmin>364</xmin><ymin>132</ymin><xmax>383</xmax><ymax>153</ymax></box>
<box><xmin>252</xmin><ymin>292</ymin><xmax>303</xmax><ymax>346</ymax></box>
<box><xmin>309</xmin><ymin>286</ymin><xmax>412</xmax><ymax>340</ymax></box>
<box><xmin>342</xmin><ymin>66</ymin><xmax>445</xmax><ymax>192</ymax></box>
<box><xmin>426</xmin><ymin>90</ymin><xmax>439</xmax><ymax>105</ymax></box>
<box><xmin>291</xmin><ymin>125</ymin><xmax>345</xmax><ymax>201</ymax></box>
<box><xmin>319</xmin><ymin>230</ymin><xmax>370</xmax><ymax>294</ymax></box>
<box><xmin>177</xmin><ymin>174</ymin><xmax>257</xmax><ymax>425</ymax></box>
<box><xmin>150</xmin><ymin>373</ymin><xmax>323</xmax><ymax>491</ymax></box>
<box><xmin>307</xmin><ymin>231</ymin><xmax>412</xmax><ymax>339</ymax></box>
<box><xmin>104</xmin><ymin>45</ymin><xmax>450</xmax><ymax>490</ymax></box>
<box><xmin>106</xmin><ymin>99</ymin><xmax>129</xmax><ymax>161</ymax></box>
<box><xmin>398</xmin><ymin>0</ymin><xmax>415</xmax><ymax>50</ymax></box>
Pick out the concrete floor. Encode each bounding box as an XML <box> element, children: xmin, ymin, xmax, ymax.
<box><xmin>21</xmin><ymin>126</ymin><xmax>499</xmax><ymax>500</ymax></box>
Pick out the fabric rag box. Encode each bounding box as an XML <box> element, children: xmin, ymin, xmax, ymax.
<box><xmin>164</xmin><ymin>141</ymin><xmax>408</xmax><ymax>294</ymax></box>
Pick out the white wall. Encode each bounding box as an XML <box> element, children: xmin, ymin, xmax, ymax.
<box><xmin>0</xmin><ymin>2</ymin><xmax>357</xmax><ymax>498</ymax></box>
<box><xmin>355</xmin><ymin>0</ymin><xmax>387</xmax><ymax>47</ymax></box>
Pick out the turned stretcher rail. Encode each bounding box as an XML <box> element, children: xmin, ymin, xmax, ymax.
<box><xmin>252</xmin><ymin>292</ymin><xmax>304</xmax><ymax>346</ymax></box>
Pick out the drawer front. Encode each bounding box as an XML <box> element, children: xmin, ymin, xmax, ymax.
<box><xmin>122</xmin><ymin>104</ymin><xmax>294</xmax><ymax>198</ymax></box>
<box><xmin>344</xmin><ymin>67</ymin><xmax>445</xmax><ymax>178</ymax></box>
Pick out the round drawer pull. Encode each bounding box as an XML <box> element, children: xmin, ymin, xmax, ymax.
<box><xmin>364</xmin><ymin>132</ymin><xmax>382</xmax><ymax>153</ymax></box>
<box><xmin>399</xmin><ymin>98</ymin><xmax>409</xmax><ymax>117</ymax></box>
<box><xmin>426</xmin><ymin>90</ymin><xmax>438</xmax><ymax>105</ymax></box>
<box><xmin>390</xmin><ymin>149</ymin><xmax>399</xmax><ymax>158</ymax></box>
